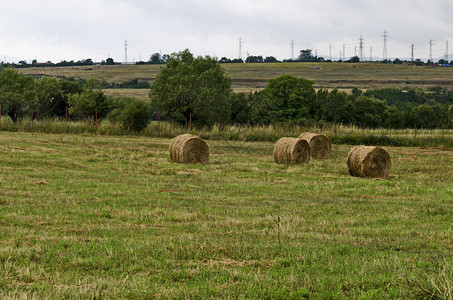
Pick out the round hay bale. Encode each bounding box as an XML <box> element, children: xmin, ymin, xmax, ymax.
<box><xmin>347</xmin><ymin>146</ymin><xmax>391</xmax><ymax>179</ymax></box>
<box><xmin>273</xmin><ymin>137</ymin><xmax>310</xmax><ymax>165</ymax></box>
<box><xmin>169</xmin><ymin>134</ymin><xmax>209</xmax><ymax>164</ymax></box>
<box><xmin>298</xmin><ymin>132</ymin><xmax>332</xmax><ymax>159</ymax></box>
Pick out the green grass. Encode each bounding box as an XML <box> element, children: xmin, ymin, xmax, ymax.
<box><xmin>0</xmin><ymin>131</ymin><xmax>452</xmax><ymax>299</ymax></box>
<box><xmin>1</xmin><ymin>118</ymin><xmax>452</xmax><ymax>148</ymax></box>
<box><xmin>19</xmin><ymin>62</ymin><xmax>453</xmax><ymax>93</ymax></box>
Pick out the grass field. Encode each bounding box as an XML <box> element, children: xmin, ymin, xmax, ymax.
<box><xmin>19</xmin><ymin>62</ymin><xmax>453</xmax><ymax>97</ymax></box>
<box><xmin>1</xmin><ymin>118</ymin><xmax>452</xmax><ymax>148</ymax></box>
<box><xmin>0</xmin><ymin>131</ymin><xmax>452</xmax><ymax>299</ymax></box>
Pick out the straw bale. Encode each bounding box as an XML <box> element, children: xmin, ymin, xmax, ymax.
<box><xmin>298</xmin><ymin>132</ymin><xmax>332</xmax><ymax>159</ymax></box>
<box><xmin>347</xmin><ymin>146</ymin><xmax>391</xmax><ymax>179</ymax></box>
<box><xmin>273</xmin><ymin>137</ymin><xmax>310</xmax><ymax>165</ymax></box>
<box><xmin>169</xmin><ymin>134</ymin><xmax>209</xmax><ymax>164</ymax></box>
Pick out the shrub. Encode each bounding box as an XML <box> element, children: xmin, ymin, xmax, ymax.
<box><xmin>114</xmin><ymin>98</ymin><xmax>150</xmax><ymax>132</ymax></box>
<box><xmin>68</xmin><ymin>79</ymin><xmax>111</xmax><ymax>120</ymax></box>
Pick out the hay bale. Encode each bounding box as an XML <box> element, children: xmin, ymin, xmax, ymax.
<box><xmin>273</xmin><ymin>137</ymin><xmax>310</xmax><ymax>165</ymax></box>
<box><xmin>347</xmin><ymin>146</ymin><xmax>391</xmax><ymax>179</ymax></box>
<box><xmin>169</xmin><ymin>134</ymin><xmax>209</xmax><ymax>164</ymax></box>
<box><xmin>298</xmin><ymin>132</ymin><xmax>332</xmax><ymax>159</ymax></box>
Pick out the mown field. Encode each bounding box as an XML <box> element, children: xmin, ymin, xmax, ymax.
<box><xmin>19</xmin><ymin>62</ymin><xmax>453</xmax><ymax>101</ymax></box>
<box><xmin>0</xmin><ymin>131</ymin><xmax>452</xmax><ymax>299</ymax></box>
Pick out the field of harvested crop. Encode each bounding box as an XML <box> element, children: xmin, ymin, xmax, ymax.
<box><xmin>0</xmin><ymin>131</ymin><xmax>451</xmax><ymax>298</ymax></box>
<box><xmin>19</xmin><ymin>62</ymin><xmax>453</xmax><ymax>99</ymax></box>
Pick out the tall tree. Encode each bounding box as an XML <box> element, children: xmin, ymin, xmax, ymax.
<box><xmin>32</xmin><ymin>77</ymin><xmax>62</xmax><ymax>119</ymax></box>
<box><xmin>0</xmin><ymin>68</ymin><xmax>35</xmax><ymax>122</ymax></box>
<box><xmin>149</xmin><ymin>49</ymin><xmax>232</xmax><ymax>125</ymax></box>
<box><xmin>257</xmin><ymin>75</ymin><xmax>316</xmax><ymax>122</ymax></box>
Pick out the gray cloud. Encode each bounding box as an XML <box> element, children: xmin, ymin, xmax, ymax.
<box><xmin>0</xmin><ymin>0</ymin><xmax>452</xmax><ymax>63</ymax></box>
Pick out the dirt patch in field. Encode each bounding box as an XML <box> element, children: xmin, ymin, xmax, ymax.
<box><xmin>27</xmin><ymin>180</ymin><xmax>48</xmax><ymax>185</ymax></box>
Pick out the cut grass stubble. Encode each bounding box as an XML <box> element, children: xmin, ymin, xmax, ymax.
<box><xmin>0</xmin><ymin>131</ymin><xmax>452</xmax><ymax>299</ymax></box>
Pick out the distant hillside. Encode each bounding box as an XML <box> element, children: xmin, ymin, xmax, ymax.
<box><xmin>18</xmin><ymin>62</ymin><xmax>453</xmax><ymax>93</ymax></box>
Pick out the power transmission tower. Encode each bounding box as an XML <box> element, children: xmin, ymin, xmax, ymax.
<box><xmin>124</xmin><ymin>39</ymin><xmax>128</xmax><ymax>64</ymax></box>
<box><xmin>358</xmin><ymin>35</ymin><xmax>365</xmax><ymax>61</ymax></box>
<box><xmin>445</xmin><ymin>40</ymin><xmax>449</xmax><ymax>62</ymax></box>
<box><xmin>382</xmin><ymin>30</ymin><xmax>389</xmax><ymax>60</ymax></box>
<box><xmin>343</xmin><ymin>44</ymin><xmax>346</xmax><ymax>61</ymax></box>
<box><xmin>370</xmin><ymin>47</ymin><xmax>374</xmax><ymax>61</ymax></box>
<box><xmin>411</xmin><ymin>44</ymin><xmax>415</xmax><ymax>62</ymax></box>
<box><xmin>238</xmin><ymin>37</ymin><xmax>243</xmax><ymax>60</ymax></box>
<box><xmin>354</xmin><ymin>46</ymin><xmax>357</xmax><ymax>57</ymax></box>
<box><xmin>429</xmin><ymin>39</ymin><xmax>434</xmax><ymax>62</ymax></box>
<box><xmin>290</xmin><ymin>39</ymin><xmax>295</xmax><ymax>60</ymax></box>
<box><xmin>329</xmin><ymin>44</ymin><xmax>332</xmax><ymax>61</ymax></box>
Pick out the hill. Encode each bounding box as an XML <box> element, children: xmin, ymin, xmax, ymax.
<box><xmin>18</xmin><ymin>62</ymin><xmax>453</xmax><ymax>98</ymax></box>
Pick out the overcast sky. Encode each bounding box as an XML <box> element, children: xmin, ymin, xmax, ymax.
<box><xmin>1</xmin><ymin>0</ymin><xmax>452</xmax><ymax>63</ymax></box>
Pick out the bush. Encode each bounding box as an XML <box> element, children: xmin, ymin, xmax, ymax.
<box><xmin>109</xmin><ymin>97</ymin><xmax>150</xmax><ymax>132</ymax></box>
<box><xmin>68</xmin><ymin>79</ymin><xmax>111</xmax><ymax>120</ymax></box>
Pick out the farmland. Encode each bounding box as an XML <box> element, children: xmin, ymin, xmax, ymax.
<box><xmin>19</xmin><ymin>62</ymin><xmax>453</xmax><ymax>101</ymax></box>
<box><xmin>4</xmin><ymin>62</ymin><xmax>453</xmax><ymax>298</ymax></box>
<box><xmin>0</xmin><ymin>131</ymin><xmax>452</xmax><ymax>298</ymax></box>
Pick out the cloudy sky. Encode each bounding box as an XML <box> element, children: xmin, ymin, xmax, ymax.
<box><xmin>1</xmin><ymin>0</ymin><xmax>452</xmax><ymax>63</ymax></box>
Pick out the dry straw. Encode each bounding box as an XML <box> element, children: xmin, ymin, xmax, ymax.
<box><xmin>273</xmin><ymin>137</ymin><xmax>310</xmax><ymax>165</ymax></box>
<box><xmin>169</xmin><ymin>134</ymin><xmax>209</xmax><ymax>164</ymax></box>
<box><xmin>298</xmin><ymin>132</ymin><xmax>332</xmax><ymax>159</ymax></box>
<box><xmin>347</xmin><ymin>146</ymin><xmax>391</xmax><ymax>179</ymax></box>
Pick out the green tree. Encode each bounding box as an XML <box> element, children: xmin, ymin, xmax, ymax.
<box><xmin>317</xmin><ymin>89</ymin><xmax>354</xmax><ymax>123</ymax></box>
<box><xmin>149</xmin><ymin>53</ymin><xmax>163</xmax><ymax>64</ymax></box>
<box><xmin>348</xmin><ymin>56</ymin><xmax>360</xmax><ymax>63</ymax></box>
<box><xmin>50</xmin><ymin>80</ymin><xmax>83</xmax><ymax>117</ymax></box>
<box><xmin>448</xmin><ymin>105</ymin><xmax>453</xmax><ymax>127</ymax></box>
<box><xmin>108</xmin><ymin>97</ymin><xmax>150</xmax><ymax>131</ymax></box>
<box><xmin>245</xmin><ymin>55</ymin><xmax>264</xmax><ymax>63</ymax></box>
<box><xmin>119</xmin><ymin>98</ymin><xmax>150</xmax><ymax>132</ymax></box>
<box><xmin>298</xmin><ymin>49</ymin><xmax>313</xmax><ymax>61</ymax></box>
<box><xmin>257</xmin><ymin>75</ymin><xmax>316</xmax><ymax>122</ymax></box>
<box><xmin>68</xmin><ymin>79</ymin><xmax>111</xmax><ymax>120</ymax></box>
<box><xmin>385</xmin><ymin>105</ymin><xmax>406</xmax><ymax>128</ymax></box>
<box><xmin>0</xmin><ymin>68</ymin><xmax>35</xmax><ymax>122</ymax></box>
<box><xmin>32</xmin><ymin>77</ymin><xmax>62</xmax><ymax>119</ymax></box>
<box><xmin>264</xmin><ymin>56</ymin><xmax>279</xmax><ymax>63</ymax></box>
<box><xmin>351</xmin><ymin>96</ymin><xmax>389</xmax><ymax>127</ymax></box>
<box><xmin>410</xmin><ymin>104</ymin><xmax>445</xmax><ymax>129</ymax></box>
<box><xmin>104</xmin><ymin>58</ymin><xmax>115</xmax><ymax>65</ymax></box>
<box><xmin>149</xmin><ymin>49</ymin><xmax>232</xmax><ymax>126</ymax></box>
<box><xmin>230</xmin><ymin>92</ymin><xmax>254</xmax><ymax>124</ymax></box>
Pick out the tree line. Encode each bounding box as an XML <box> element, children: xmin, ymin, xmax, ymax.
<box><xmin>0</xmin><ymin>68</ymin><xmax>150</xmax><ymax>131</ymax></box>
<box><xmin>150</xmin><ymin>50</ymin><xmax>453</xmax><ymax>129</ymax></box>
<box><xmin>1</xmin><ymin>51</ymin><xmax>453</xmax><ymax>132</ymax></box>
<box><xmin>5</xmin><ymin>47</ymin><xmax>453</xmax><ymax>69</ymax></box>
